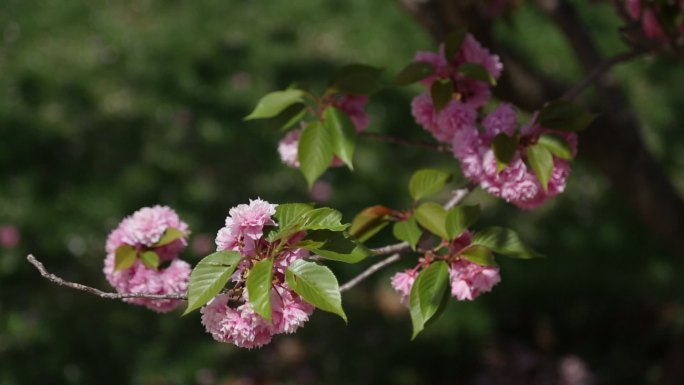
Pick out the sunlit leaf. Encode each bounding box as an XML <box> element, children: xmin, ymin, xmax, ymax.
<box><xmin>298</xmin><ymin>121</ymin><xmax>334</xmax><ymax>188</ymax></box>
<box><xmin>409</xmin><ymin>169</ymin><xmax>451</xmax><ymax>201</ymax></box>
<box><xmin>114</xmin><ymin>245</ymin><xmax>137</xmax><ymax>271</ymax></box>
<box><xmin>392</xmin><ymin>217</ymin><xmax>422</xmax><ymax>250</ymax></box>
<box><xmin>527</xmin><ymin>143</ymin><xmax>553</xmax><ymax>191</ymax></box>
<box><xmin>414</xmin><ymin>202</ymin><xmax>448</xmax><ymax>239</ymax></box>
<box><xmin>245</xmin><ymin>89</ymin><xmax>305</xmax><ymax>120</ymax></box>
<box><xmin>286</xmin><ymin>260</ymin><xmax>347</xmax><ymax>321</ymax></box>
<box><xmin>325</xmin><ymin>107</ymin><xmax>356</xmax><ymax>170</ymax></box>
<box><xmin>409</xmin><ymin>261</ymin><xmax>449</xmax><ymax>339</ymax></box>
<box><xmin>445</xmin><ymin>205</ymin><xmax>481</xmax><ymax>240</ymax></box>
<box><xmin>184</xmin><ymin>251</ymin><xmax>243</xmax><ymax>315</ymax></box>
<box><xmin>246</xmin><ymin>258</ymin><xmax>274</xmax><ymax>321</ymax></box>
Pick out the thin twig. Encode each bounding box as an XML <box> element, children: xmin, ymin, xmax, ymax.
<box><xmin>27</xmin><ymin>186</ymin><xmax>476</xmax><ymax>299</ymax></box>
<box><xmin>562</xmin><ymin>50</ymin><xmax>644</xmax><ymax>101</ymax></box>
<box><xmin>360</xmin><ymin>132</ymin><xmax>451</xmax><ymax>153</ymax></box>
<box><xmin>369</xmin><ymin>184</ymin><xmax>475</xmax><ymax>258</ymax></box>
<box><xmin>26</xmin><ymin>254</ymin><xmax>187</xmax><ymax>301</ymax></box>
<box><xmin>340</xmin><ymin>253</ymin><xmax>401</xmax><ymax>293</ymax></box>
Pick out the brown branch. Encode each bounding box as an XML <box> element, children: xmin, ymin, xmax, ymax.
<box><xmin>360</xmin><ymin>132</ymin><xmax>451</xmax><ymax>153</ymax></box>
<box><xmin>339</xmin><ymin>253</ymin><xmax>401</xmax><ymax>292</ymax></box>
<box><xmin>27</xmin><ymin>254</ymin><xmax>188</xmax><ymax>301</ymax></box>
<box><xmin>562</xmin><ymin>49</ymin><xmax>645</xmax><ymax>100</ymax></box>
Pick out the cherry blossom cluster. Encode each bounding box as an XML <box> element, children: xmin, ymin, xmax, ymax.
<box><xmin>624</xmin><ymin>0</ymin><xmax>684</xmax><ymax>41</ymax></box>
<box><xmin>201</xmin><ymin>199</ymin><xmax>314</xmax><ymax>349</ymax></box>
<box><xmin>278</xmin><ymin>94</ymin><xmax>369</xmax><ymax>168</ymax></box>
<box><xmin>104</xmin><ymin>205</ymin><xmax>191</xmax><ymax>313</ymax></box>
<box><xmin>411</xmin><ymin>34</ymin><xmax>576</xmax><ymax>209</ymax></box>
<box><xmin>391</xmin><ymin>231</ymin><xmax>501</xmax><ymax>304</ymax></box>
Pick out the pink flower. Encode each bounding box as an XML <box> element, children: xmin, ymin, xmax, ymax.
<box><xmin>103</xmin><ymin>256</ymin><xmax>191</xmax><ymax>313</ymax></box>
<box><xmin>215</xmin><ymin>198</ymin><xmax>277</xmax><ymax>257</ymax></box>
<box><xmin>391</xmin><ymin>269</ymin><xmax>418</xmax><ymax>305</ymax></box>
<box><xmin>412</xmin><ymin>93</ymin><xmax>477</xmax><ymax>144</ymax></box>
<box><xmin>278</xmin><ymin>128</ymin><xmax>302</xmax><ymax>168</ymax></box>
<box><xmin>332</xmin><ymin>94</ymin><xmax>369</xmax><ymax>132</ymax></box>
<box><xmin>201</xmin><ymin>294</ymin><xmax>275</xmax><ymax>349</ymax></box>
<box><xmin>450</xmin><ymin>105</ymin><xmax>577</xmax><ymax>209</ymax></box>
<box><xmin>103</xmin><ymin>205</ymin><xmax>191</xmax><ymax>312</ymax></box>
<box><xmin>271</xmin><ymin>286</ymin><xmax>315</xmax><ymax>334</ymax></box>
<box><xmin>458</xmin><ymin>35</ymin><xmax>504</xmax><ymax>81</ymax></box>
<box><xmin>625</xmin><ymin>0</ymin><xmax>641</xmax><ymax>20</ymax></box>
<box><xmin>106</xmin><ymin>205</ymin><xmax>189</xmax><ymax>259</ymax></box>
<box><xmin>642</xmin><ymin>8</ymin><xmax>667</xmax><ymax>40</ymax></box>
<box><xmin>481</xmin><ymin>103</ymin><xmax>517</xmax><ymax>140</ymax></box>
<box><xmin>449</xmin><ymin>259</ymin><xmax>501</xmax><ymax>301</ymax></box>
<box><xmin>277</xmin><ymin>94</ymin><xmax>368</xmax><ymax>169</ymax></box>
<box><xmin>0</xmin><ymin>225</ymin><xmax>20</xmax><ymax>248</ymax></box>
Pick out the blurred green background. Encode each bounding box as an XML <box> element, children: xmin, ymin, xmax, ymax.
<box><xmin>2</xmin><ymin>0</ymin><xmax>684</xmax><ymax>384</ymax></box>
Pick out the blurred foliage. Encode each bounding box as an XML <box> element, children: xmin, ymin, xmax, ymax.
<box><xmin>2</xmin><ymin>0</ymin><xmax>684</xmax><ymax>384</ymax></box>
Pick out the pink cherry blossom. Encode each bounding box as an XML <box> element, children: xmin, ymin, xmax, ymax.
<box><xmin>0</xmin><ymin>225</ymin><xmax>20</xmax><ymax>248</ymax></box>
<box><xmin>391</xmin><ymin>269</ymin><xmax>418</xmax><ymax>305</ymax></box>
<box><xmin>277</xmin><ymin>128</ymin><xmax>302</xmax><ymax>168</ymax></box>
<box><xmin>103</xmin><ymin>205</ymin><xmax>191</xmax><ymax>312</ymax></box>
<box><xmin>625</xmin><ymin>0</ymin><xmax>641</xmax><ymax>20</ymax></box>
<box><xmin>449</xmin><ymin>259</ymin><xmax>501</xmax><ymax>301</ymax></box>
<box><xmin>215</xmin><ymin>198</ymin><xmax>277</xmax><ymax>257</ymax></box>
<box><xmin>103</xmin><ymin>256</ymin><xmax>190</xmax><ymax>313</ymax></box>
<box><xmin>642</xmin><ymin>8</ymin><xmax>667</xmax><ymax>40</ymax></box>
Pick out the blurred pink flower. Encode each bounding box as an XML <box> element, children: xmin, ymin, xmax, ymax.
<box><xmin>0</xmin><ymin>225</ymin><xmax>20</xmax><ymax>248</ymax></box>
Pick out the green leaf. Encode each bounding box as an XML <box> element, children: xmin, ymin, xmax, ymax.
<box><xmin>471</xmin><ymin>227</ymin><xmax>542</xmax><ymax>259</ymax></box>
<box><xmin>268</xmin><ymin>203</ymin><xmax>315</xmax><ymax>242</ymax></box>
<box><xmin>304</xmin><ymin>230</ymin><xmax>371</xmax><ymax>263</ymax></box>
<box><xmin>140</xmin><ymin>250</ymin><xmax>160</xmax><ymax>269</ymax></box>
<box><xmin>409</xmin><ymin>261</ymin><xmax>449</xmax><ymax>339</ymax></box>
<box><xmin>184</xmin><ymin>251</ymin><xmax>243</xmax><ymax>315</ymax></box>
<box><xmin>114</xmin><ymin>245</ymin><xmax>137</xmax><ymax>271</ymax></box>
<box><xmin>538</xmin><ymin>134</ymin><xmax>573</xmax><ymax>160</ymax></box>
<box><xmin>286</xmin><ymin>260</ymin><xmax>347</xmax><ymax>321</ymax></box>
<box><xmin>264</xmin><ymin>103</ymin><xmax>307</xmax><ymax>132</ymax></box>
<box><xmin>409</xmin><ymin>169</ymin><xmax>451</xmax><ymax>201</ymax></box>
<box><xmin>460</xmin><ymin>245</ymin><xmax>497</xmax><ymax>266</ymax></box>
<box><xmin>458</xmin><ymin>63</ymin><xmax>496</xmax><ymax>85</ymax></box>
<box><xmin>527</xmin><ymin>143</ymin><xmax>554</xmax><ymax>191</ymax></box>
<box><xmin>298</xmin><ymin>121</ymin><xmax>334</xmax><ymax>188</ymax></box>
<box><xmin>393</xmin><ymin>61</ymin><xmax>435</xmax><ymax>85</ymax></box>
<box><xmin>245</xmin><ymin>89</ymin><xmax>305</xmax><ymax>120</ymax></box>
<box><xmin>153</xmin><ymin>227</ymin><xmax>185</xmax><ymax>247</ymax></box>
<box><xmin>445</xmin><ymin>205</ymin><xmax>481</xmax><ymax>240</ymax></box>
<box><xmin>350</xmin><ymin>205</ymin><xmax>394</xmax><ymax>243</ymax></box>
<box><xmin>246</xmin><ymin>258</ymin><xmax>274</xmax><ymax>321</ymax></box>
<box><xmin>430</xmin><ymin>78</ymin><xmax>454</xmax><ymax>112</ymax></box>
<box><xmin>324</xmin><ymin>107</ymin><xmax>356</xmax><ymax>170</ymax></box>
<box><xmin>492</xmin><ymin>133</ymin><xmax>519</xmax><ymax>172</ymax></box>
<box><xmin>414</xmin><ymin>202</ymin><xmax>448</xmax><ymax>240</ymax></box>
<box><xmin>444</xmin><ymin>28</ymin><xmax>468</xmax><ymax>61</ymax></box>
<box><xmin>392</xmin><ymin>217</ymin><xmax>422</xmax><ymax>250</ymax></box>
<box><xmin>538</xmin><ymin>100</ymin><xmax>597</xmax><ymax>132</ymax></box>
<box><xmin>329</xmin><ymin>64</ymin><xmax>383</xmax><ymax>95</ymax></box>
<box><xmin>275</xmin><ymin>203</ymin><xmax>314</xmax><ymax>228</ymax></box>
<box><xmin>302</xmin><ymin>207</ymin><xmax>348</xmax><ymax>231</ymax></box>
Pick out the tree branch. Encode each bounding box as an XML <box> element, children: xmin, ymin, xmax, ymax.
<box><xmin>28</xmin><ymin>185</ymin><xmax>476</xmax><ymax>300</ymax></box>
<box><xmin>562</xmin><ymin>49</ymin><xmax>645</xmax><ymax>100</ymax></box>
<box><xmin>360</xmin><ymin>132</ymin><xmax>451</xmax><ymax>153</ymax></box>
<box><xmin>26</xmin><ymin>254</ymin><xmax>187</xmax><ymax>300</ymax></box>
<box><xmin>339</xmin><ymin>253</ymin><xmax>401</xmax><ymax>293</ymax></box>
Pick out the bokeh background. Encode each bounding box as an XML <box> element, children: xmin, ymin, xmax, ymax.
<box><xmin>2</xmin><ymin>1</ymin><xmax>684</xmax><ymax>384</ymax></box>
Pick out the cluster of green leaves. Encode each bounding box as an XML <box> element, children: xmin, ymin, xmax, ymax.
<box><xmin>113</xmin><ymin>228</ymin><xmax>185</xmax><ymax>271</ymax></box>
<box><xmin>492</xmin><ymin>100</ymin><xmax>596</xmax><ymax>190</ymax></box>
<box><xmin>183</xmin><ymin>204</ymin><xmax>369</xmax><ymax>323</ymax></box>
<box><xmin>244</xmin><ymin>29</ymin><xmax>498</xmax><ymax>189</ymax></box>
<box><xmin>350</xmin><ymin>168</ymin><xmax>541</xmax><ymax>338</ymax></box>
